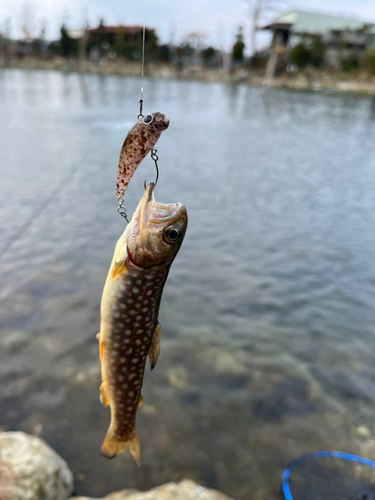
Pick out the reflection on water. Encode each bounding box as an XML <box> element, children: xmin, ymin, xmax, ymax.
<box><xmin>1</xmin><ymin>69</ymin><xmax>375</xmax><ymax>499</ymax></box>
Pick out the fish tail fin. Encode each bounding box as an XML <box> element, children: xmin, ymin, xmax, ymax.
<box><xmin>100</xmin><ymin>429</ymin><xmax>141</xmax><ymax>466</ymax></box>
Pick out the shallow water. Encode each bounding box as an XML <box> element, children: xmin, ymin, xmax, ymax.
<box><xmin>1</xmin><ymin>69</ymin><xmax>375</xmax><ymax>499</ymax></box>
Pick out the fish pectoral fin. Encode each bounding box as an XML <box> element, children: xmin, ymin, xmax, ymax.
<box><xmin>99</xmin><ymin>382</ymin><xmax>109</xmax><ymax>407</ymax></box>
<box><xmin>149</xmin><ymin>323</ymin><xmax>161</xmax><ymax>370</ymax></box>
<box><xmin>137</xmin><ymin>395</ymin><xmax>144</xmax><ymax>408</ymax></box>
<box><xmin>109</xmin><ymin>259</ymin><xmax>128</xmax><ymax>281</ymax></box>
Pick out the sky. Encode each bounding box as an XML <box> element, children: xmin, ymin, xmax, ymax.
<box><xmin>0</xmin><ymin>0</ymin><xmax>375</xmax><ymax>53</ymax></box>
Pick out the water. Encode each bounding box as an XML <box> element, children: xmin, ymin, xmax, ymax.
<box><xmin>1</xmin><ymin>69</ymin><xmax>375</xmax><ymax>499</ymax></box>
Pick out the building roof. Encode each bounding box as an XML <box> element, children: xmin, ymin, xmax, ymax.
<box><xmin>88</xmin><ymin>26</ymin><xmax>144</xmax><ymax>35</ymax></box>
<box><xmin>262</xmin><ymin>10</ymin><xmax>375</xmax><ymax>34</ymax></box>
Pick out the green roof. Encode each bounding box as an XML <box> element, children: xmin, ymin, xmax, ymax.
<box><xmin>263</xmin><ymin>9</ymin><xmax>375</xmax><ymax>34</ymax></box>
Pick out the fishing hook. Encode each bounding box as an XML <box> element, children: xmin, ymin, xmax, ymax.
<box><xmin>151</xmin><ymin>148</ymin><xmax>159</xmax><ymax>187</ymax></box>
<box><xmin>117</xmin><ymin>197</ymin><xmax>129</xmax><ymax>223</ymax></box>
<box><xmin>144</xmin><ymin>149</ymin><xmax>160</xmax><ymax>190</ymax></box>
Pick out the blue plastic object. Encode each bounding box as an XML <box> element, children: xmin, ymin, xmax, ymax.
<box><xmin>282</xmin><ymin>451</ymin><xmax>375</xmax><ymax>500</ymax></box>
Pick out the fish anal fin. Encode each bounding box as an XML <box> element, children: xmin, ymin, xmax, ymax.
<box><xmin>149</xmin><ymin>323</ymin><xmax>161</xmax><ymax>370</ymax></box>
<box><xmin>129</xmin><ymin>430</ymin><xmax>141</xmax><ymax>467</ymax></box>
<box><xmin>99</xmin><ymin>382</ymin><xmax>109</xmax><ymax>407</ymax></box>
<box><xmin>137</xmin><ymin>395</ymin><xmax>144</xmax><ymax>408</ymax></box>
<box><xmin>110</xmin><ymin>260</ymin><xmax>127</xmax><ymax>281</ymax></box>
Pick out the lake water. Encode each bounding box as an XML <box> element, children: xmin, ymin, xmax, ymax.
<box><xmin>1</xmin><ymin>69</ymin><xmax>375</xmax><ymax>499</ymax></box>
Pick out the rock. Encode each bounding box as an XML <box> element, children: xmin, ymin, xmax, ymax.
<box><xmin>0</xmin><ymin>431</ymin><xmax>74</xmax><ymax>500</ymax></box>
<box><xmin>353</xmin><ymin>426</ymin><xmax>371</xmax><ymax>438</ymax></box>
<box><xmin>72</xmin><ymin>479</ymin><xmax>233</xmax><ymax>500</ymax></box>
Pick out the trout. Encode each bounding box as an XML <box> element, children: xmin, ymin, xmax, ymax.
<box><xmin>116</xmin><ymin>113</ymin><xmax>170</xmax><ymax>200</ymax></box>
<box><xmin>98</xmin><ymin>182</ymin><xmax>187</xmax><ymax>464</ymax></box>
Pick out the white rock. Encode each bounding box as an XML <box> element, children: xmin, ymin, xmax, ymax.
<box><xmin>72</xmin><ymin>479</ymin><xmax>233</xmax><ymax>500</ymax></box>
<box><xmin>0</xmin><ymin>431</ymin><xmax>74</xmax><ymax>500</ymax></box>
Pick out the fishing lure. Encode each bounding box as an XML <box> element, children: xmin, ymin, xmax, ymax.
<box><xmin>98</xmin><ymin>182</ymin><xmax>187</xmax><ymax>463</ymax></box>
<box><xmin>116</xmin><ymin>113</ymin><xmax>170</xmax><ymax>200</ymax></box>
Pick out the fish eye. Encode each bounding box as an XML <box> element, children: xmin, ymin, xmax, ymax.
<box><xmin>143</xmin><ymin>114</ymin><xmax>153</xmax><ymax>124</ymax></box>
<box><xmin>163</xmin><ymin>225</ymin><xmax>182</xmax><ymax>244</ymax></box>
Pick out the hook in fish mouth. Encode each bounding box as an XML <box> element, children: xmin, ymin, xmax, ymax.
<box><xmin>141</xmin><ymin>183</ymin><xmax>184</xmax><ymax>224</ymax></box>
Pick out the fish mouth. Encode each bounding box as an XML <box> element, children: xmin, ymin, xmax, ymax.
<box><xmin>142</xmin><ymin>183</ymin><xmax>183</xmax><ymax>225</ymax></box>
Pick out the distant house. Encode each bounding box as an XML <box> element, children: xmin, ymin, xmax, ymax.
<box><xmin>87</xmin><ymin>25</ymin><xmax>144</xmax><ymax>46</ymax></box>
<box><xmin>262</xmin><ymin>9</ymin><xmax>375</xmax><ymax>73</ymax></box>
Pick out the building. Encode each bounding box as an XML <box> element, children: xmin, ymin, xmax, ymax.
<box><xmin>261</xmin><ymin>10</ymin><xmax>375</xmax><ymax>76</ymax></box>
<box><xmin>87</xmin><ymin>25</ymin><xmax>144</xmax><ymax>47</ymax></box>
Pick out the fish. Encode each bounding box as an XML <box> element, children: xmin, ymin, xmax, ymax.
<box><xmin>98</xmin><ymin>182</ymin><xmax>188</xmax><ymax>464</ymax></box>
<box><xmin>116</xmin><ymin>113</ymin><xmax>170</xmax><ymax>200</ymax></box>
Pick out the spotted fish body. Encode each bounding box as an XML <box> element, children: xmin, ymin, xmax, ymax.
<box><xmin>98</xmin><ymin>183</ymin><xmax>187</xmax><ymax>463</ymax></box>
<box><xmin>116</xmin><ymin>112</ymin><xmax>170</xmax><ymax>200</ymax></box>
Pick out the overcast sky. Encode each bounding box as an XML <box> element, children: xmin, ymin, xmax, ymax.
<box><xmin>1</xmin><ymin>0</ymin><xmax>375</xmax><ymax>53</ymax></box>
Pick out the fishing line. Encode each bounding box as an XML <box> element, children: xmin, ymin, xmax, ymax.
<box><xmin>138</xmin><ymin>0</ymin><xmax>146</xmax><ymax>118</ymax></box>
<box><xmin>281</xmin><ymin>451</ymin><xmax>375</xmax><ymax>500</ymax></box>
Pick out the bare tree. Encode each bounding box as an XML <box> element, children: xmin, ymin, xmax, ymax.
<box><xmin>244</xmin><ymin>0</ymin><xmax>287</xmax><ymax>56</ymax></box>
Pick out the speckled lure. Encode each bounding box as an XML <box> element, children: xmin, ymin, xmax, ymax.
<box><xmin>98</xmin><ymin>182</ymin><xmax>188</xmax><ymax>464</ymax></box>
<box><xmin>115</xmin><ymin>112</ymin><xmax>169</xmax><ymax>201</ymax></box>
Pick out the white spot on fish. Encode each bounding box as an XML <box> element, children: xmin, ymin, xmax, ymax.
<box><xmin>127</xmin><ymin>299</ymin><xmax>133</xmax><ymax>304</ymax></box>
<box><xmin>132</xmin><ymin>358</ymin><xmax>139</xmax><ymax>363</ymax></box>
<box><xmin>120</xmin><ymin>304</ymin><xmax>126</xmax><ymax>309</ymax></box>
<box><xmin>135</xmin><ymin>339</ymin><xmax>141</xmax><ymax>345</ymax></box>
<box><xmin>146</xmin><ymin>290</ymin><xmax>152</xmax><ymax>296</ymax></box>
<box><xmin>136</xmin><ymin>330</ymin><xmax>144</xmax><ymax>335</ymax></box>
<box><xmin>114</xmin><ymin>313</ymin><xmax>121</xmax><ymax>318</ymax></box>
<box><xmin>122</xmin><ymin>383</ymin><xmax>128</xmax><ymax>389</ymax></box>
<box><xmin>127</xmin><ymin>348</ymin><xmax>133</xmax><ymax>354</ymax></box>
<box><xmin>129</xmin><ymin>374</ymin><xmax>136</xmax><ymax>380</ymax></box>
<box><xmin>136</xmin><ymin>280</ymin><xmax>142</xmax><ymax>285</ymax></box>
<box><xmin>125</xmin><ymin>329</ymin><xmax>131</xmax><ymax>335</ymax></box>
<box><xmin>133</xmin><ymin>287</ymin><xmax>139</xmax><ymax>294</ymax></box>
<box><xmin>120</xmin><ymin>357</ymin><xmax>126</xmax><ymax>363</ymax></box>
<box><xmin>118</xmin><ymin>375</ymin><xmax>124</xmax><ymax>381</ymax></box>
<box><xmin>142</xmin><ymin>307</ymin><xmax>148</xmax><ymax>312</ymax></box>
<box><xmin>124</xmin><ymin>338</ymin><xmax>130</xmax><ymax>344</ymax></box>
<box><xmin>130</xmin><ymin>310</ymin><xmax>136</xmax><ymax>315</ymax></box>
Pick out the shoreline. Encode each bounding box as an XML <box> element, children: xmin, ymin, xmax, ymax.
<box><xmin>2</xmin><ymin>58</ymin><xmax>375</xmax><ymax>97</ymax></box>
